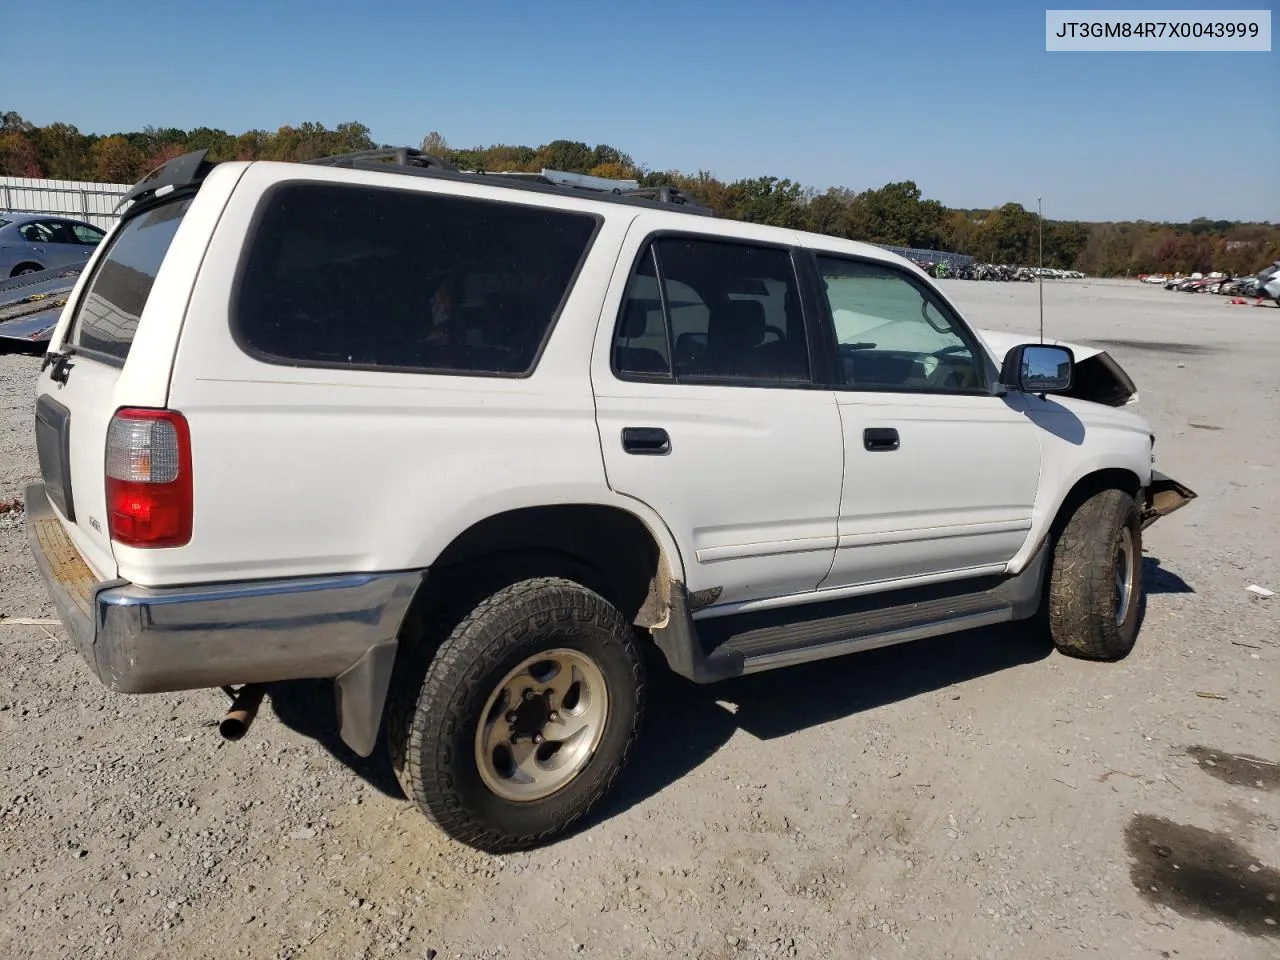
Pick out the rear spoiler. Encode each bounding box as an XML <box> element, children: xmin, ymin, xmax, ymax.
<box><xmin>114</xmin><ymin>149</ymin><xmax>215</xmax><ymax>213</ymax></box>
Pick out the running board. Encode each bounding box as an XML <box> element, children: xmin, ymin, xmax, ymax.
<box><xmin>650</xmin><ymin>541</ymin><xmax>1048</xmax><ymax>684</ymax></box>
<box><xmin>708</xmin><ymin>594</ymin><xmax>1015</xmax><ymax>675</ymax></box>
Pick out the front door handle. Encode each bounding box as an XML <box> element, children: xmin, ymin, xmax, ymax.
<box><xmin>622</xmin><ymin>427</ymin><xmax>670</xmax><ymax>455</ymax></box>
<box><xmin>863</xmin><ymin>427</ymin><xmax>900</xmax><ymax>451</ymax></box>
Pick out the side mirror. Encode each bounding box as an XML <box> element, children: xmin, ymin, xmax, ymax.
<box><xmin>999</xmin><ymin>343</ymin><xmax>1074</xmax><ymax>394</ymax></box>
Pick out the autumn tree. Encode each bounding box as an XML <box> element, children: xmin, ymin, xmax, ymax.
<box><xmin>0</xmin><ymin>131</ymin><xmax>41</xmax><ymax>176</ymax></box>
<box><xmin>2</xmin><ymin>112</ymin><xmax>1276</xmax><ymax>277</ymax></box>
<box><xmin>420</xmin><ymin>130</ymin><xmax>449</xmax><ymax>156</ymax></box>
<box><xmin>92</xmin><ymin>135</ymin><xmax>146</xmax><ymax>183</ymax></box>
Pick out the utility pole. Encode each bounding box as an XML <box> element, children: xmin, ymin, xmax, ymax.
<box><xmin>1037</xmin><ymin>197</ymin><xmax>1045</xmax><ymax>343</ymax></box>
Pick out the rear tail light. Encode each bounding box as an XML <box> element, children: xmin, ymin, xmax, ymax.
<box><xmin>105</xmin><ymin>408</ymin><xmax>192</xmax><ymax>547</ymax></box>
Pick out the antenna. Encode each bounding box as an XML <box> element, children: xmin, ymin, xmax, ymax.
<box><xmin>1037</xmin><ymin>196</ymin><xmax>1045</xmax><ymax>343</ymax></box>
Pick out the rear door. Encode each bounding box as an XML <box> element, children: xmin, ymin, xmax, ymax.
<box><xmin>34</xmin><ymin>197</ymin><xmax>195</xmax><ymax>579</ymax></box>
<box><xmin>591</xmin><ymin>219</ymin><xmax>845</xmax><ymax>611</ymax></box>
<box><xmin>40</xmin><ymin>220</ymin><xmax>92</xmax><ymax>269</ymax></box>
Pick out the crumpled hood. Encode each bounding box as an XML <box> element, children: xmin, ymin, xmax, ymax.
<box><xmin>974</xmin><ymin>328</ymin><xmax>1139</xmax><ymax>407</ymax></box>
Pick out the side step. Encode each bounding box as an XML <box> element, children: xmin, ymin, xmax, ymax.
<box><xmin>650</xmin><ymin>542</ymin><xmax>1048</xmax><ymax>683</ymax></box>
<box><xmin>705</xmin><ymin>592</ymin><xmax>1014</xmax><ymax>675</ymax></box>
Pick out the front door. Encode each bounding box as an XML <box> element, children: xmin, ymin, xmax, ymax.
<box><xmin>806</xmin><ymin>252</ymin><xmax>1043</xmax><ymax>590</ymax></box>
<box><xmin>591</xmin><ymin>223</ymin><xmax>844</xmax><ymax>611</ymax></box>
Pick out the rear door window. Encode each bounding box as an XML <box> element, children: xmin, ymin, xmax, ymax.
<box><xmin>70</xmin><ymin>198</ymin><xmax>193</xmax><ymax>363</ymax></box>
<box><xmin>233</xmin><ymin>182</ymin><xmax>600</xmax><ymax>376</ymax></box>
<box><xmin>614</xmin><ymin>236</ymin><xmax>811</xmax><ymax>384</ymax></box>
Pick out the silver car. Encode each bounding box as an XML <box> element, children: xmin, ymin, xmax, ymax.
<box><xmin>0</xmin><ymin>213</ymin><xmax>106</xmax><ymax>278</ymax></box>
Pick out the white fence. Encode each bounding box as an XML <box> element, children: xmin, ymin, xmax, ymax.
<box><xmin>0</xmin><ymin>176</ymin><xmax>131</xmax><ymax>230</ymax></box>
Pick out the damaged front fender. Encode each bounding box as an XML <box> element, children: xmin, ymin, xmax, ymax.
<box><xmin>977</xmin><ymin>329</ymin><xmax>1138</xmax><ymax>407</ymax></box>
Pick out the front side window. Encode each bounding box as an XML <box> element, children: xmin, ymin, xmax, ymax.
<box><xmin>235</xmin><ymin>182</ymin><xmax>599</xmax><ymax>376</ymax></box>
<box><xmin>71</xmin><ymin>198</ymin><xmax>192</xmax><ymax>362</ymax></box>
<box><xmin>614</xmin><ymin>236</ymin><xmax>811</xmax><ymax>384</ymax></box>
<box><xmin>817</xmin><ymin>256</ymin><xmax>986</xmax><ymax>392</ymax></box>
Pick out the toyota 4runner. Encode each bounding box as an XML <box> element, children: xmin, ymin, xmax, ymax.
<box><xmin>26</xmin><ymin>148</ymin><xmax>1195</xmax><ymax>852</ymax></box>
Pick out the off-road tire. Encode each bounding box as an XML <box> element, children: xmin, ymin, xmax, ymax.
<box><xmin>389</xmin><ymin>577</ymin><xmax>645</xmax><ymax>852</ymax></box>
<box><xmin>1048</xmin><ymin>487</ymin><xmax>1144</xmax><ymax>660</ymax></box>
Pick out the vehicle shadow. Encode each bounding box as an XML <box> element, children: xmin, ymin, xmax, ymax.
<box><xmin>266</xmin><ymin>678</ymin><xmax>407</xmax><ymax>799</ymax></box>
<box><xmin>1144</xmin><ymin>556</ymin><xmax>1194</xmax><ymax>594</ymax></box>
<box><xmin>591</xmin><ymin>618</ymin><xmax>1055</xmax><ymax>833</ymax></box>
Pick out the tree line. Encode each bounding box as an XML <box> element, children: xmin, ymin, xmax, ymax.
<box><xmin>2</xmin><ymin>112</ymin><xmax>1275</xmax><ymax>277</ymax></box>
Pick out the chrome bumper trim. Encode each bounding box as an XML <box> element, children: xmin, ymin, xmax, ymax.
<box><xmin>25</xmin><ymin>480</ymin><xmax>424</xmax><ymax>755</ymax></box>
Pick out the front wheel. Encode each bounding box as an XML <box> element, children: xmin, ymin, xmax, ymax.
<box><xmin>390</xmin><ymin>577</ymin><xmax>646</xmax><ymax>852</ymax></box>
<box><xmin>1048</xmin><ymin>487</ymin><xmax>1144</xmax><ymax>660</ymax></box>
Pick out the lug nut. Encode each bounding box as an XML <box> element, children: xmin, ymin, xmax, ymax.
<box><xmin>549</xmin><ymin>711</ymin><xmax>560</xmax><ymax>723</ymax></box>
<box><xmin>533</xmin><ymin>733</ymin><xmax>544</xmax><ymax>745</ymax></box>
<box><xmin>523</xmin><ymin>690</ymin><xmax>535</xmax><ymax>701</ymax></box>
<box><xmin>506</xmin><ymin>711</ymin><xmax>519</xmax><ymax>724</ymax></box>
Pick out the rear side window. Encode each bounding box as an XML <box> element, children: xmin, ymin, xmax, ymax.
<box><xmin>234</xmin><ymin>182</ymin><xmax>600</xmax><ymax>376</ymax></box>
<box><xmin>614</xmin><ymin>236</ymin><xmax>811</xmax><ymax>384</ymax></box>
<box><xmin>72</xmin><ymin>198</ymin><xmax>193</xmax><ymax>363</ymax></box>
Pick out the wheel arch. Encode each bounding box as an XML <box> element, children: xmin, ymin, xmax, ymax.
<box><xmin>378</xmin><ymin>502</ymin><xmax>684</xmax><ymax>764</ymax></box>
<box><xmin>1049</xmin><ymin>467</ymin><xmax>1143</xmax><ymax>538</ymax></box>
<box><xmin>423</xmin><ymin>502</ymin><xmax>681</xmax><ymax>628</ymax></box>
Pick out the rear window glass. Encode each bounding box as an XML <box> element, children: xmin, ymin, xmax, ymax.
<box><xmin>234</xmin><ymin>182</ymin><xmax>599</xmax><ymax>376</ymax></box>
<box><xmin>72</xmin><ymin>199</ymin><xmax>192</xmax><ymax>362</ymax></box>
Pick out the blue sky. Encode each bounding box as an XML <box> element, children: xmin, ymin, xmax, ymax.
<box><xmin>4</xmin><ymin>0</ymin><xmax>1275</xmax><ymax>221</ymax></box>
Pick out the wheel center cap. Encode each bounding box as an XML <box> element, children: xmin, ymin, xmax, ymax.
<box><xmin>511</xmin><ymin>695</ymin><xmax>549</xmax><ymax>737</ymax></box>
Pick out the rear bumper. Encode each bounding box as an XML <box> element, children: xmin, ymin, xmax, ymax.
<box><xmin>24</xmin><ymin>481</ymin><xmax>423</xmax><ymax>754</ymax></box>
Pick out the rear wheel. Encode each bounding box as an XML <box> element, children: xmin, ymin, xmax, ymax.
<box><xmin>390</xmin><ymin>576</ymin><xmax>645</xmax><ymax>852</ymax></box>
<box><xmin>10</xmin><ymin>263</ymin><xmax>42</xmax><ymax>277</ymax></box>
<box><xmin>1048</xmin><ymin>487</ymin><xmax>1144</xmax><ymax>660</ymax></box>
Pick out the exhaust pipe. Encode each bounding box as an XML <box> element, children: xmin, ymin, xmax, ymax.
<box><xmin>219</xmin><ymin>684</ymin><xmax>267</xmax><ymax>741</ymax></box>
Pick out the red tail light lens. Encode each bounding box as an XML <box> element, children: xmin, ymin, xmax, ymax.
<box><xmin>105</xmin><ymin>408</ymin><xmax>192</xmax><ymax>548</ymax></box>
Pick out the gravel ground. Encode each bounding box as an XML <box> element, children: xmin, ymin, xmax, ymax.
<box><xmin>1</xmin><ymin>279</ymin><xmax>1277</xmax><ymax>960</ymax></box>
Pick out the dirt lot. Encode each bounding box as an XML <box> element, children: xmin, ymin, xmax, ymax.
<box><xmin>1</xmin><ymin>279</ymin><xmax>1277</xmax><ymax>960</ymax></box>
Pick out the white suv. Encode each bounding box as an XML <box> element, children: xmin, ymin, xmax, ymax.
<box><xmin>26</xmin><ymin>148</ymin><xmax>1195</xmax><ymax>852</ymax></box>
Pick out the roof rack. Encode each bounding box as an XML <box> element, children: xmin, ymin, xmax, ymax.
<box><xmin>302</xmin><ymin>147</ymin><xmax>713</xmax><ymax>216</ymax></box>
<box><xmin>305</xmin><ymin>146</ymin><xmax>459</xmax><ymax>173</ymax></box>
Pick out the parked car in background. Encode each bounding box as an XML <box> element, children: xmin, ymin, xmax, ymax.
<box><xmin>0</xmin><ymin>213</ymin><xmax>107</xmax><ymax>277</ymax></box>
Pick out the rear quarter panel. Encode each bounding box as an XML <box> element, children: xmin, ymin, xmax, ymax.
<box><xmin>144</xmin><ymin>163</ymin><xmax>684</xmax><ymax>588</ymax></box>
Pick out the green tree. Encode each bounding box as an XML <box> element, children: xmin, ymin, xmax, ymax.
<box><xmin>34</xmin><ymin>122</ymin><xmax>92</xmax><ymax>180</ymax></box>
<box><xmin>805</xmin><ymin>187</ymin><xmax>855</xmax><ymax>236</ymax></box>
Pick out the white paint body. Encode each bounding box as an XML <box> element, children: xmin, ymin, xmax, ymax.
<box><xmin>35</xmin><ymin>159</ymin><xmax>1156</xmax><ymax>622</ymax></box>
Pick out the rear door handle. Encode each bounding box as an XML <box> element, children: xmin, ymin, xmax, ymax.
<box><xmin>622</xmin><ymin>427</ymin><xmax>670</xmax><ymax>455</ymax></box>
<box><xmin>863</xmin><ymin>427</ymin><xmax>900</xmax><ymax>451</ymax></box>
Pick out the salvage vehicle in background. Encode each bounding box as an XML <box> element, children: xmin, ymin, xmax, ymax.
<box><xmin>26</xmin><ymin>147</ymin><xmax>1196</xmax><ymax>854</ymax></box>
<box><xmin>0</xmin><ymin>214</ymin><xmax>105</xmax><ymax>277</ymax></box>
<box><xmin>0</xmin><ymin>266</ymin><xmax>82</xmax><ymax>349</ymax></box>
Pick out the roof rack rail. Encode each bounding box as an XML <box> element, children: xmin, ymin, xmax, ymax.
<box><xmin>304</xmin><ymin>146</ymin><xmax>713</xmax><ymax>215</ymax></box>
<box><xmin>304</xmin><ymin>147</ymin><xmax>458</xmax><ymax>172</ymax></box>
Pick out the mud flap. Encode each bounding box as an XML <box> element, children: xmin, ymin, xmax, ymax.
<box><xmin>1142</xmin><ymin>471</ymin><xmax>1198</xmax><ymax>530</ymax></box>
